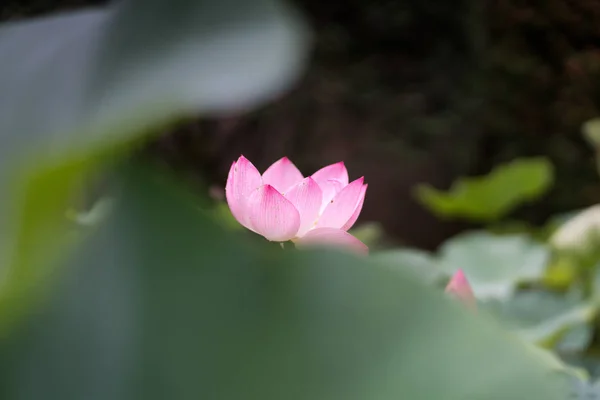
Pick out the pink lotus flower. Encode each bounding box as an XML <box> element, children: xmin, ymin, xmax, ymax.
<box><xmin>445</xmin><ymin>269</ymin><xmax>476</xmax><ymax>310</ymax></box>
<box><xmin>226</xmin><ymin>155</ymin><xmax>368</xmax><ymax>254</ymax></box>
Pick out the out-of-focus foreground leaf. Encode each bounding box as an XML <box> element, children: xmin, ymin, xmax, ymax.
<box><xmin>0</xmin><ymin>0</ymin><xmax>307</xmax><ymax>160</ymax></box>
<box><xmin>415</xmin><ymin>158</ymin><xmax>554</xmax><ymax>222</ymax></box>
<box><xmin>0</xmin><ymin>0</ymin><xmax>308</xmax><ymax>325</ymax></box>
<box><xmin>0</xmin><ymin>165</ymin><xmax>569</xmax><ymax>400</ymax></box>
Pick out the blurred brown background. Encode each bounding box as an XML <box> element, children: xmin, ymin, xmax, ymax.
<box><xmin>4</xmin><ymin>0</ymin><xmax>600</xmax><ymax>249</ymax></box>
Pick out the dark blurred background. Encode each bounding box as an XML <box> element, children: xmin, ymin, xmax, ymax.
<box><xmin>4</xmin><ymin>0</ymin><xmax>600</xmax><ymax>249</ymax></box>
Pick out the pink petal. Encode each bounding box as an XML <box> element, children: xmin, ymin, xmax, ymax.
<box><xmin>285</xmin><ymin>177</ymin><xmax>323</xmax><ymax>237</ymax></box>
<box><xmin>317</xmin><ymin>177</ymin><xmax>365</xmax><ymax>230</ymax></box>
<box><xmin>317</xmin><ymin>179</ymin><xmax>343</xmax><ymax>213</ymax></box>
<box><xmin>247</xmin><ymin>185</ymin><xmax>301</xmax><ymax>241</ymax></box>
<box><xmin>295</xmin><ymin>227</ymin><xmax>368</xmax><ymax>255</ymax></box>
<box><xmin>445</xmin><ymin>269</ymin><xmax>477</xmax><ymax>311</ymax></box>
<box><xmin>311</xmin><ymin>161</ymin><xmax>349</xmax><ymax>186</ymax></box>
<box><xmin>225</xmin><ymin>162</ymin><xmax>240</xmax><ymax>219</ymax></box>
<box><xmin>225</xmin><ymin>156</ymin><xmax>262</xmax><ymax>229</ymax></box>
<box><xmin>262</xmin><ymin>157</ymin><xmax>304</xmax><ymax>194</ymax></box>
<box><xmin>341</xmin><ymin>184</ymin><xmax>368</xmax><ymax>231</ymax></box>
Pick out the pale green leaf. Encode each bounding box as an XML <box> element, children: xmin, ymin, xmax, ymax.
<box><xmin>415</xmin><ymin>158</ymin><xmax>554</xmax><ymax>222</ymax></box>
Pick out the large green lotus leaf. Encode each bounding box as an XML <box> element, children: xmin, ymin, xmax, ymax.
<box><xmin>415</xmin><ymin>157</ymin><xmax>554</xmax><ymax>222</ymax></box>
<box><xmin>438</xmin><ymin>231</ymin><xmax>549</xmax><ymax>299</ymax></box>
<box><xmin>0</xmin><ymin>165</ymin><xmax>569</xmax><ymax>400</ymax></box>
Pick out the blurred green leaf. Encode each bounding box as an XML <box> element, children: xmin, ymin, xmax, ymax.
<box><xmin>438</xmin><ymin>231</ymin><xmax>549</xmax><ymax>299</ymax></box>
<box><xmin>415</xmin><ymin>158</ymin><xmax>554</xmax><ymax>222</ymax></box>
<box><xmin>543</xmin><ymin>258</ymin><xmax>579</xmax><ymax>291</ymax></box>
<box><xmin>371</xmin><ymin>248</ymin><xmax>442</xmax><ymax>284</ymax></box>
<box><xmin>0</xmin><ymin>0</ymin><xmax>308</xmax><ymax>312</ymax></box>
<box><xmin>482</xmin><ymin>290</ymin><xmax>597</xmax><ymax>349</ymax></box>
<box><xmin>0</xmin><ymin>0</ymin><xmax>308</xmax><ymax>158</ymax></box>
<box><xmin>0</xmin><ymin>165</ymin><xmax>569</xmax><ymax>400</ymax></box>
<box><xmin>557</xmin><ymin>323</ymin><xmax>594</xmax><ymax>354</ymax></box>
